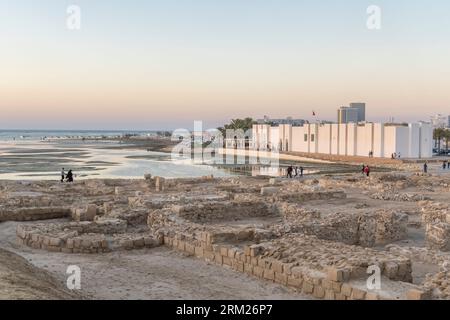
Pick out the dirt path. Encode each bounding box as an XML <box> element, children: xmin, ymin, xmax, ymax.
<box><xmin>0</xmin><ymin>221</ymin><xmax>312</xmax><ymax>300</ymax></box>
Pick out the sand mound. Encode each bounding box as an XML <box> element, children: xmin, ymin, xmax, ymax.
<box><xmin>0</xmin><ymin>248</ymin><xmax>82</xmax><ymax>300</ymax></box>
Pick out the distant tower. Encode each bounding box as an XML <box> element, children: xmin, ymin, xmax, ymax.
<box><xmin>338</xmin><ymin>106</ymin><xmax>359</xmax><ymax>124</ymax></box>
<box><xmin>349</xmin><ymin>103</ymin><xmax>366</xmax><ymax>122</ymax></box>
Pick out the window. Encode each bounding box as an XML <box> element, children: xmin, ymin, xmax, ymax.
<box><xmin>304</xmin><ymin>134</ymin><xmax>308</xmax><ymax>142</ymax></box>
<box><xmin>311</xmin><ymin>134</ymin><xmax>315</xmax><ymax>142</ymax></box>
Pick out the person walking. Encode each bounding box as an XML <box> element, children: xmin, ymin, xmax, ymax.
<box><xmin>424</xmin><ymin>162</ymin><xmax>428</xmax><ymax>173</ymax></box>
<box><xmin>443</xmin><ymin>161</ymin><xmax>447</xmax><ymax>170</ymax></box>
<box><xmin>300</xmin><ymin>166</ymin><xmax>304</xmax><ymax>177</ymax></box>
<box><xmin>66</xmin><ymin>170</ymin><xmax>74</xmax><ymax>183</ymax></box>
<box><xmin>364</xmin><ymin>165</ymin><xmax>370</xmax><ymax>177</ymax></box>
<box><xmin>286</xmin><ymin>166</ymin><xmax>293</xmax><ymax>179</ymax></box>
<box><xmin>61</xmin><ymin>168</ymin><xmax>65</xmax><ymax>183</ymax></box>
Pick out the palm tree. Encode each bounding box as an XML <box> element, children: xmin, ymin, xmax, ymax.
<box><xmin>218</xmin><ymin>118</ymin><xmax>256</xmax><ymax>136</ymax></box>
<box><xmin>218</xmin><ymin>118</ymin><xmax>257</xmax><ymax>148</ymax></box>
<box><xmin>443</xmin><ymin>129</ymin><xmax>450</xmax><ymax>153</ymax></box>
<box><xmin>434</xmin><ymin>128</ymin><xmax>446</xmax><ymax>153</ymax></box>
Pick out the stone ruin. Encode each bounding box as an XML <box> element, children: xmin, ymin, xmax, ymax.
<box><xmin>2</xmin><ymin>172</ymin><xmax>450</xmax><ymax>299</ymax></box>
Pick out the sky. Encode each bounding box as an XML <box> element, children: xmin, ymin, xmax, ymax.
<box><xmin>0</xmin><ymin>0</ymin><xmax>449</xmax><ymax>130</ymax></box>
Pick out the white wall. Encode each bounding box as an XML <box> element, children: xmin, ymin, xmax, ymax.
<box><xmin>270</xmin><ymin>127</ymin><xmax>279</xmax><ymax>151</ymax></box>
<box><xmin>383</xmin><ymin>126</ymin><xmax>397</xmax><ymax>158</ymax></box>
<box><xmin>408</xmin><ymin>124</ymin><xmax>420</xmax><ymax>158</ymax></box>
<box><xmin>291</xmin><ymin>127</ymin><xmax>305</xmax><ymax>152</ymax></box>
<box><xmin>395</xmin><ymin>126</ymin><xmax>410</xmax><ymax>158</ymax></box>
<box><xmin>310</xmin><ymin>124</ymin><xmax>319</xmax><ymax>153</ymax></box>
<box><xmin>356</xmin><ymin>124</ymin><xmax>373</xmax><ymax>157</ymax></box>
<box><xmin>373</xmin><ymin>123</ymin><xmax>384</xmax><ymax>158</ymax></box>
<box><xmin>331</xmin><ymin>125</ymin><xmax>339</xmax><ymax>155</ymax></box>
<box><xmin>420</xmin><ymin>123</ymin><xmax>433</xmax><ymax>158</ymax></box>
<box><xmin>347</xmin><ymin>123</ymin><xmax>357</xmax><ymax>156</ymax></box>
<box><xmin>338</xmin><ymin>124</ymin><xmax>347</xmax><ymax>155</ymax></box>
<box><xmin>318</xmin><ymin>124</ymin><xmax>332</xmax><ymax>154</ymax></box>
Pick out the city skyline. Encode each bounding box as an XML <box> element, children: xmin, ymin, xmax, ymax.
<box><xmin>1</xmin><ymin>0</ymin><xmax>450</xmax><ymax>130</ymax></box>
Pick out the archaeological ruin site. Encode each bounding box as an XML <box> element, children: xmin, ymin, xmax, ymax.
<box><xmin>2</xmin><ymin>168</ymin><xmax>450</xmax><ymax>300</ymax></box>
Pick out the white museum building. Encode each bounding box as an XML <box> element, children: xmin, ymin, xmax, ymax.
<box><xmin>250</xmin><ymin>122</ymin><xmax>433</xmax><ymax>159</ymax></box>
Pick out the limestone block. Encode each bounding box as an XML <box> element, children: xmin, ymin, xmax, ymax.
<box><xmin>313</xmin><ymin>286</ymin><xmax>325</xmax><ymax>299</ymax></box>
<box><xmin>406</xmin><ymin>289</ymin><xmax>432</xmax><ymax>300</ymax></box>
<box><xmin>327</xmin><ymin>267</ymin><xmax>344</xmax><ymax>282</ymax></box>
<box><xmin>335</xmin><ymin>293</ymin><xmax>347</xmax><ymax>300</ymax></box>
<box><xmin>325</xmin><ymin>289</ymin><xmax>335</xmax><ymax>300</ymax></box>
<box><xmin>341</xmin><ymin>284</ymin><xmax>353</xmax><ymax>297</ymax></box>
<box><xmin>261</xmin><ymin>187</ymin><xmax>279</xmax><ymax>196</ymax></box>
<box><xmin>287</xmin><ymin>276</ymin><xmax>302</xmax><ymax>288</ymax></box>
<box><xmin>85</xmin><ymin>204</ymin><xmax>98</xmax><ymax>221</ymax></box>
<box><xmin>275</xmin><ymin>272</ymin><xmax>287</xmax><ymax>285</ymax></box>
<box><xmin>133</xmin><ymin>238</ymin><xmax>145</xmax><ymax>248</ymax></box>
<box><xmin>155</xmin><ymin>177</ymin><xmax>166</xmax><ymax>192</ymax></box>
<box><xmin>350</xmin><ymin>288</ymin><xmax>366</xmax><ymax>300</ymax></box>
<box><xmin>263</xmin><ymin>269</ymin><xmax>275</xmax><ymax>281</ymax></box>
<box><xmin>222</xmin><ymin>256</ymin><xmax>232</xmax><ymax>266</ymax></box>
<box><xmin>365</xmin><ymin>292</ymin><xmax>379</xmax><ymax>300</ymax></box>
<box><xmin>253</xmin><ymin>266</ymin><xmax>264</xmax><ymax>278</ymax></box>
<box><xmin>302</xmin><ymin>281</ymin><xmax>314</xmax><ymax>294</ymax></box>
<box><xmin>384</xmin><ymin>262</ymin><xmax>399</xmax><ymax>279</ymax></box>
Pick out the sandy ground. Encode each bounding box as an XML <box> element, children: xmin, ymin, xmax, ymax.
<box><xmin>0</xmin><ymin>248</ymin><xmax>80</xmax><ymax>300</ymax></box>
<box><xmin>0</xmin><ymin>221</ymin><xmax>313</xmax><ymax>300</ymax></box>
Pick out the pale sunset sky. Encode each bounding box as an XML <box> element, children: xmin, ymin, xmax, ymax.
<box><xmin>0</xmin><ymin>0</ymin><xmax>449</xmax><ymax>130</ymax></box>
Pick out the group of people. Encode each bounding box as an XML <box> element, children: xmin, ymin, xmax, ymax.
<box><xmin>391</xmin><ymin>152</ymin><xmax>402</xmax><ymax>159</ymax></box>
<box><xmin>286</xmin><ymin>165</ymin><xmax>304</xmax><ymax>179</ymax></box>
<box><xmin>362</xmin><ymin>164</ymin><xmax>371</xmax><ymax>177</ymax></box>
<box><xmin>61</xmin><ymin>168</ymin><xmax>74</xmax><ymax>183</ymax></box>
<box><xmin>443</xmin><ymin>160</ymin><xmax>450</xmax><ymax>170</ymax></box>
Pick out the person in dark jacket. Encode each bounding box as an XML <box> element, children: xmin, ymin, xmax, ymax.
<box><xmin>66</xmin><ymin>170</ymin><xmax>74</xmax><ymax>183</ymax></box>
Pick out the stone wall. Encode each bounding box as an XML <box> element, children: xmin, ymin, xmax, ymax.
<box><xmin>0</xmin><ymin>207</ymin><xmax>71</xmax><ymax>222</ymax></box>
<box><xmin>426</xmin><ymin>223</ymin><xmax>450</xmax><ymax>251</ymax></box>
<box><xmin>171</xmin><ymin>201</ymin><xmax>277</xmax><ymax>223</ymax></box>
<box><xmin>16</xmin><ymin>219</ymin><xmax>162</xmax><ymax>254</ymax></box>
<box><xmin>161</xmin><ymin>230</ymin><xmax>420</xmax><ymax>300</ymax></box>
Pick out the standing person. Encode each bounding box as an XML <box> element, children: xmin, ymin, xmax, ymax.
<box><xmin>66</xmin><ymin>170</ymin><xmax>74</xmax><ymax>183</ymax></box>
<box><xmin>286</xmin><ymin>166</ymin><xmax>293</xmax><ymax>179</ymax></box>
<box><xmin>61</xmin><ymin>168</ymin><xmax>65</xmax><ymax>183</ymax></box>
<box><xmin>424</xmin><ymin>162</ymin><xmax>428</xmax><ymax>173</ymax></box>
<box><xmin>364</xmin><ymin>165</ymin><xmax>370</xmax><ymax>177</ymax></box>
<box><xmin>398</xmin><ymin>152</ymin><xmax>401</xmax><ymax>159</ymax></box>
<box><xmin>362</xmin><ymin>164</ymin><xmax>365</xmax><ymax>175</ymax></box>
<box><xmin>300</xmin><ymin>166</ymin><xmax>304</xmax><ymax>177</ymax></box>
<box><xmin>294</xmin><ymin>166</ymin><xmax>299</xmax><ymax>177</ymax></box>
<box><xmin>443</xmin><ymin>161</ymin><xmax>447</xmax><ymax>170</ymax></box>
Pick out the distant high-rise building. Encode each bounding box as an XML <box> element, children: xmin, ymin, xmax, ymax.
<box><xmin>338</xmin><ymin>106</ymin><xmax>359</xmax><ymax>124</ymax></box>
<box><xmin>349</xmin><ymin>103</ymin><xmax>366</xmax><ymax>122</ymax></box>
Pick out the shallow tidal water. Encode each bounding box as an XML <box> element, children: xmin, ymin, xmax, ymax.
<box><xmin>0</xmin><ymin>139</ymin><xmax>365</xmax><ymax>181</ymax></box>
